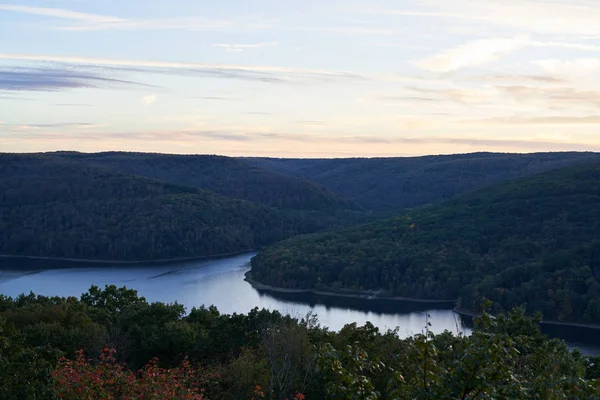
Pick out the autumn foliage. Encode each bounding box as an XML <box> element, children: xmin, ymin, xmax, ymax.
<box><xmin>51</xmin><ymin>348</ymin><xmax>216</xmax><ymax>400</ymax></box>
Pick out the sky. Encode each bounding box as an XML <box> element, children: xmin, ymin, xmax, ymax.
<box><xmin>2</xmin><ymin>0</ymin><xmax>600</xmax><ymax>157</ymax></box>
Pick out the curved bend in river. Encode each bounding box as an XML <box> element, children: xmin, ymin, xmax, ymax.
<box><xmin>0</xmin><ymin>253</ymin><xmax>598</xmax><ymax>354</ymax></box>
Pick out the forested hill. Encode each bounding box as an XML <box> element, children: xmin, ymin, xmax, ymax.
<box><xmin>246</xmin><ymin>152</ymin><xmax>600</xmax><ymax>212</ymax></box>
<box><xmin>0</xmin><ymin>154</ymin><xmax>364</xmax><ymax>261</ymax></box>
<box><xmin>251</xmin><ymin>161</ymin><xmax>600</xmax><ymax>324</ymax></box>
<box><xmin>51</xmin><ymin>152</ymin><xmax>357</xmax><ymax>211</ymax></box>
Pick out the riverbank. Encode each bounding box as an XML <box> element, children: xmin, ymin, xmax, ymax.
<box><xmin>0</xmin><ymin>249</ymin><xmax>256</xmax><ymax>269</ymax></box>
<box><xmin>245</xmin><ymin>272</ymin><xmax>600</xmax><ymax>331</ymax></box>
<box><xmin>244</xmin><ymin>271</ymin><xmax>457</xmax><ymax>305</ymax></box>
<box><xmin>452</xmin><ymin>307</ymin><xmax>600</xmax><ymax>331</ymax></box>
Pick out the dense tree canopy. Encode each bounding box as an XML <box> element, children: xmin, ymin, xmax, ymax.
<box><xmin>1</xmin><ymin>286</ymin><xmax>600</xmax><ymax>399</ymax></box>
<box><xmin>251</xmin><ymin>162</ymin><xmax>600</xmax><ymax>324</ymax></box>
<box><xmin>0</xmin><ymin>154</ymin><xmax>365</xmax><ymax>261</ymax></box>
<box><xmin>247</xmin><ymin>152</ymin><xmax>600</xmax><ymax>212</ymax></box>
<box><xmin>51</xmin><ymin>152</ymin><xmax>357</xmax><ymax>211</ymax></box>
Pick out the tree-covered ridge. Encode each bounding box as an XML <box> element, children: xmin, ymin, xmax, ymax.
<box><xmin>246</xmin><ymin>152</ymin><xmax>600</xmax><ymax>212</ymax></box>
<box><xmin>0</xmin><ymin>154</ymin><xmax>366</xmax><ymax>261</ymax></box>
<box><xmin>52</xmin><ymin>152</ymin><xmax>358</xmax><ymax>211</ymax></box>
<box><xmin>2</xmin><ymin>286</ymin><xmax>600</xmax><ymax>399</ymax></box>
<box><xmin>251</xmin><ymin>162</ymin><xmax>600</xmax><ymax>324</ymax></box>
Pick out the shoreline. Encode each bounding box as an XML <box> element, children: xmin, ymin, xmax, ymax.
<box><xmin>246</xmin><ymin>272</ymin><xmax>600</xmax><ymax>331</ymax></box>
<box><xmin>452</xmin><ymin>306</ymin><xmax>600</xmax><ymax>331</ymax></box>
<box><xmin>244</xmin><ymin>271</ymin><xmax>457</xmax><ymax>305</ymax></box>
<box><xmin>0</xmin><ymin>249</ymin><xmax>256</xmax><ymax>268</ymax></box>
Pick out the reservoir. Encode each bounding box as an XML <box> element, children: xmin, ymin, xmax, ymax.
<box><xmin>1</xmin><ymin>252</ymin><xmax>598</xmax><ymax>354</ymax></box>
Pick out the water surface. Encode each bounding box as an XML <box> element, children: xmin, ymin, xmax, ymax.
<box><xmin>1</xmin><ymin>253</ymin><xmax>598</xmax><ymax>354</ymax></box>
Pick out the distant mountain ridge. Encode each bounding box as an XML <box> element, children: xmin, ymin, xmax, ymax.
<box><xmin>246</xmin><ymin>152</ymin><xmax>600</xmax><ymax>212</ymax></box>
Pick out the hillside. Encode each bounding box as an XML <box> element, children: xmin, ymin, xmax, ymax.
<box><xmin>246</xmin><ymin>152</ymin><xmax>600</xmax><ymax>212</ymax></box>
<box><xmin>0</xmin><ymin>154</ymin><xmax>363</xmax><ymax>261</ymax></box>
<box><xmin>251</xmin><ymin>161</ymin><xmax>600</xmax><ymax>324</ymax></box>
<box><xmin>52</xmin><ymin>152</ymin><xmax>356</xmax><ymax>211</ymax></box>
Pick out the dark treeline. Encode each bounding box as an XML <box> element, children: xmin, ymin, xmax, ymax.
<box><xmin>50</xmin><ymin>152</ymin><xmax>358</xmax><ymax>211</ymax></box>
<box><xmin>246</xmin><ymin>151</ymin><xmax>600</xmax><ymax>212</ymax></box>
<box><xmin>251</xmin><ymin>162</ymin><xmax>600</xmax><ymax>324</ymax></box>
<box><xmin>0</xmin><ymin>154</ymin><xmax>366</xmax><ymax>261</ymax></box>
<box><xmin>2</xmin><ymin>285</ymin><xmax>600</xmax><ymax>399</ymax></box>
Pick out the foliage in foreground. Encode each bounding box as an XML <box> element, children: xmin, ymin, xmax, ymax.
<box><xmin>1</xmin><ymin>286</ymin><xmax>600</xmax><ymax>399</ymax></box>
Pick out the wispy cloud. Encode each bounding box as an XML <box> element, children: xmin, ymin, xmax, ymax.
<box><xmin>368</xmin><ymin>86</ymin><xmax>496</xmax><ymax>106</ymax></box>
<box><xmin>533</xmin><ymin>59</ymin><xmax>600</xmax><ymax>76</ymax></box>
<box><xmin>0</xmin><ymin>3</ymin><xmax>247</xmax><ymax>32</ymax></box>
<box><xmin>467</xmin><ymin>115</ymin><xmax>600</xmax><ymax>125</ymax></box>
<box><xmin>496</xmin><ymin>85</ymin><xmax>600</xmax><ymax>110</ymax></box>
<box><xmin>0</xmin><ymin>53</ymin><xmax>364</xmax><ymax>84</ymax></box>
<box><xmin>2</xmin><ymin>122</ymin><xmax>94</xmax><ymax>128</ymax></box>
<box><xmin>417</xmin><ymin>36</ymin><xmax>531</xmax><ymax>72</ymax></box>
<box><xmin>1</xmin><ymin>3</ymin><xmax>396</xmax><ymax>36</ymax></box>
<box><xmin>212</xmin><ymin>42</ymin><xmax>279</xmax><ymax>52</ymax></box>
<box><xmin>0</xmin><ymin>3</ymin><xmax>123</xmax><ymax>23</ymax></box>
<box><xmin>368</xmin><ymin>0</ymin><xmax>600</xmax><ymax>36</ymax></box>
<box><xmin>0</xmin><ymin>66</ymin><xmax>153</xmax><ymax>91</ymax></box>
<box><xmin>293</xmin><ymin>26</ymin><xmax>394</xmax><ymax>36</ymax></box>
<box><xmin>417</xmin><ymin>36</ymin><xmax>600</xmax><ymax>73</ymax></box>
<box><xmin>473</xmin><ymin>74</ymin><xmax>569</xmax><ymax>85</ymax></box>
<box><xmin>7</xmin><ymin>125</ymin><xmax>599</xmax><ymax>152</ymax></box>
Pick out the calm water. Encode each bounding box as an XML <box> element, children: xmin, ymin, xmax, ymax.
<box><xmin>0</xmin><ymin>253</ymin><xmax>598</xmax><ymax>353</ymax></box>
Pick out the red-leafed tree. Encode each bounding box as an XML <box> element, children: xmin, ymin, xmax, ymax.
<box><xmin>51</xmin><ymin>348</ymin><xmax>218</xmax><ymax>399</ymax></box>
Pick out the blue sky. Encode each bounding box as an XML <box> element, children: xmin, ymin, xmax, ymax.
<box><xmin>2</xmin><ymin>0</ymin><xmax>600</xmax><ymax>157</ymax></box>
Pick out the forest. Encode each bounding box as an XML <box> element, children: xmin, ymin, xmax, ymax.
<box><xmin>51</xmin><ymin>152</ymin><xmax>357</xmax><ymax>211</ymax></box>
<box><xmin>2</xmin><ymin>284</ymin><xmax>600</xmax><ymax>399</ymax></box>
<box><xmin>251</xmin><ymin>162</ymin><xmax>600</xmax><ymax>324</ymax></box>
<box><xmin>0</xmin><ymin>154</ymin><xmax>364</xmax><ymax>261</ymax></box>
<box><xmin>247</xmin><ymin>151</ymin><xmax>600</xmax><ymax>212</ymax></box>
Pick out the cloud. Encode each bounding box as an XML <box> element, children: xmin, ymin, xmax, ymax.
<box><xmin>6</xmin><ymin>125</ymin><xmax>599</xmax><ymax>152</ymax></box>
<box><xmin>532</xmin><ymin>59</ymin><xmax>600</xmax><ymax>76</ymax></box>
<box><xmin>473</xmin><ymin>74</ymin><xmax>569</xmax><ymax>85</ymax></box>
<box><xmin>62</xmin><ymin>17</ymin><xmax>234</xmax><ymax>32</ymax></box>
<box><xmin>417</xmin><ymin>36</ymin><xmax>531</xmax><ymax>72</ymax></box>
<box><xmin>496</xmin><ymin>85</ymin><xmax>600</xmax><ymax>110</ymax></box>
<box><xmin>53</xmin><ymin>103</ymin><xmax>92</xmax><ymax>107</ymax></box>
<box><xmin>0</xmin><ymin>3</ymin><xmax>241</xmax><ymax>32</ymax></box>
<box><xmin>1</xmin><ymin>122</ymin><xmax>94</xmax><ymax>129</ymax></box>
<box><xmin>1</xmin><ymin>3</ymin><xmax>396</xmax><ymax>36</ymax></box>
<box><xmin>369</xmin><ymin>86</ymin><xmax>496</xmax><ymax>106</ymax></box>
<box><xmin>0</xmin><ymin>53</ymin><xmax>364</xmax><ymax>84</ymax></box>
<box><xmin>370</xmin><ymin>0</ymin><xmax>600</xmax><ymax>36</ymax></box>
<box><xmin>0</xmin><ymin>67</ymin><xmax>153</xmax><ymax>91</ymax></box>
<box><xmin>0</xmin><ymin>3</ymin><xmax>123</xmax><ymax>23</ymax></box>
<box><xmin>417</xmin><ymin>34</ymin><xmax>600</xmax><ymax>73</ymax></box>
<box><xmin>212</xmin><ymin>42</ymin><xmax>279</xmax><ymax>52</ymax></box>
<box><xmin>141</xmin><ymin>94</ymin><xmax>157</xmax><ymax>105</ymax></box>
<box><xmin>468</xmin><ymin>115</ymin><xmax>600</xmax><ymax>125</ymax></box>
<box><xmin>292</xmin><ymin>26</ymin><xmax>394</xmax><ymax>36</ymax></box>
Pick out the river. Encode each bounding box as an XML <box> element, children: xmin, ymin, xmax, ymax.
<box><xmin>0</xmin><ymin>252</ymin><xmax>598</xmax><ymax>354</ymax></box>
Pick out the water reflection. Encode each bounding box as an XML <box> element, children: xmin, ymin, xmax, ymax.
<box><xmin>0</xmin><ymin>253</ymin><xmax>598</xmax><ymax>354</ymax></box>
